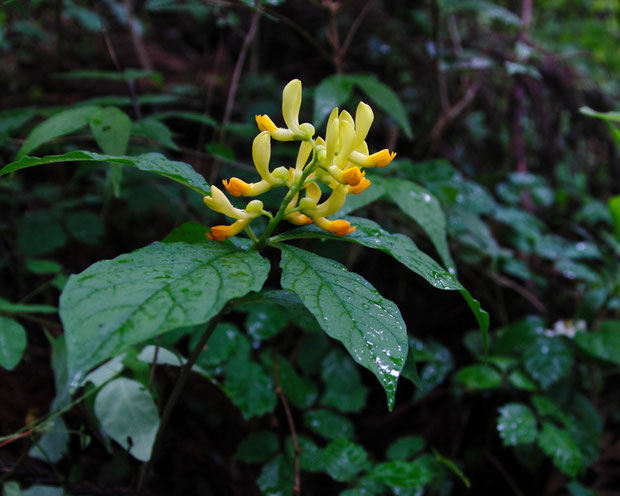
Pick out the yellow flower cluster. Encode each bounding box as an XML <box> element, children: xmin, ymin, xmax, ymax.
<box><xmin>203</xmin><ymin>79</ymin><xmax>396</xmax><ymax>241</ymax></box>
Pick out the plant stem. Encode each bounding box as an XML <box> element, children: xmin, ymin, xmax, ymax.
<box><xmin>136</xmin><ymin>309</ymin><xmax>225</xmax><ymax>492</ymax></box>
<box><xmin>252</xmin><ymin>153</ymin><xmax>318</xmax><ymax>252</ymax></box>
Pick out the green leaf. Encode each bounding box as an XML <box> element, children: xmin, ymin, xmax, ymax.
<box><xmin>132</xmin><ymin>117</ymin><xmax>179</xmax><ymax>150</ymax></box>
<box><xmin>575</xmin><ymin>320</ymin><xmax>620</xmax><ymax>365</ymax></box>
<box><xmin>0</xmin><ymin>298</ymin><xmax>57</xmax><ymax>315</ymax></box>
<box><xmin>0</xmin><ymin>107</ymin><xmax>37</xmax><ymax>136</ymax></box>
<box><xmin>439</xmin><ymin>0</ymin><xmax>521</xmax><ymax>26</ymax></box>
<box><xmin>523</xmin><ymin>337</ymin><xmax>573</xmax><ymax>389</ymax></box>
<box><xmin>346</xmin><ymin>74</ymin><xmax>413</xmax><ymax>139</ymax></box>
<box><xmin>277</xmin><ymin>356</ymin><xmax>318</xmax><ymax>409</ymax></box>
<box><xmin>313</xmin><ymin>75</ymin><xmax>354</xmax><ymax>127</ymax></box>
<box><xmin>65</xmin><ymin>211</ymin><xmax>104</xmax><ymax>245</ymax></box>
<box><xmin>321</xmin><ymin>350</ymin><xmax>368</xmax><ymax>413</ymax></box>
<box><xmin>497</xmin><ymin>403</ymin><xmax>538</xmax><ymax>446</ymax></box>
<box><xmin>609</xmin><ymin>196</ymin><xmax>620</xmax><ymax>239</ymax></box>
<box><xmin>385</xmin><ymin>178</ymin><xmax>455</xmax><ymax>272</ymax></box>
<box><xmin>257</xmin><ymin>454</ymin><xmax>295</xmax><ymax>496</ymax></box>
<box><xmin>20</xmin><ymin>486</ymin><xmax>64</xmax><ymax>496</ymax></box>
<box><xmin>507</xmin><ymin>369</ymin><xmax>538</xmax><ymax>391</ymax></box>
<box><xmin>580</xmin><ymin>106</ymin><xmax>620</xmax><ymax>124</ymax></box>
<box><xmin>402</xmin><ymin>338</ymin><xmax>453</xmax><ymax>397</ymax></box>
<box><xmin>0</xmin><ymin>317</ymin><xmax>27</xmax><ymax>370</ymax></box>
<box><xmin>1</xmin><ymin>151</ymin><xmax>211</xmax><ymax>196</ymax></box>
<box><xmin>2</xmin><ymin>481</ymin><xmax>21</xmax><ymax>496</ymax></box>
<box><xmin>60</xmin><ymin>241</ymin><xmax>269</xmax><ymax>386</ymax></box>
<box><xmin>205</xmin><ymin>142</ymin><xmax>235</xmax><ymax>161</ymax></box>
<box><xmin>369</xmin><ymin>456</ymin><xmax>435</xmax><ymax>488</ymax></box>
<box><xmin>82</xmin><ymin>355</ymin><xmax>125</xmax><ymax>387</ymax></box>
<box><xmin>567</xmin><ymin>481</ymin><xmax>600</xmax><ymax>496</ymax></box>
<box><xmin>18</xmin><ymin>211</ymin><xmax>67</xmax><ymax>257</ymax></box>
<box><xmin>94</xmin><ymin>377</ymin><xmax>160</xmax><ymax>461</ymax></box>
<box><xmin>531</xmin><ymin>396</ymin><xmax>572</xmax><ymax>425</ymax></box>
<box><xmin>224</xmin><ymin>354</ymin><xmax>277</xmax><ymax>419</ymax></box>
<box><xmin>455</xmin><ymin>364</ymin><xmax>502</xmax><ymax>389</ymax></box>
<box><xmin>235</xmin><ymin>431</ymin><xmax>279</xmax><ymax>463</ymax></box>
<box><xmin>89</xmin><ymin>107</ymin><xmax>132</xmax><ymax>155</ymax></box>
<box><xmin>244</xmin><ymin>303</ymin><xmax>289</xmax><ymax>341</ymax></box>
<box><xmin>16</xmin><ymin>106</ymin><xmax>100</xmax><ymax>159</ymax></box>
<box><xmin>320</xmin><ymin>439</ymin><xmax>370</xmax><ymax>482</ymax></box>
<box><xmin>304</xmin><ymin>409</ymin><xmax>354</xmax><ymax>440</ymax></box>
<box><xmin>386</xmin><ymin>436</ymin><xmax>425</xmax><ymax>461</ymax></box>
<box><xmin>197</xmin><ymin>322</ymin><xmax>246</xmax><ymax>368</ymax></box>
<box><xmin>25</xmin><ymin>259</ymin><xmax>62</xmax><ymax>275</ymax></box>
<box><xmin>58</xmin><ymin>69</ymin><xmax>162</xmax><ymax>84</ymax></box>
<box><xmin>152</xmin><ymin>111</ymin><xmax>218</xmax><ymax>128</ymax></box>
<box><xmin>279</xmin><ymin>245</ymin><xmax>406</xmax><ymax>410</ymax></box>
<box><xmin>29</xmin><ymin>416</ymin><xmax>69</xmax><ymax>464</ymax></box>
<box><xmin>538</xmin><ymin>423</ymin><xmax>582</xmax><ymax>477</ymax></box>
<box><xmin>339</xmin><ymin>177</ymin><xmax>386</xmax><ymax>216</ymax></box>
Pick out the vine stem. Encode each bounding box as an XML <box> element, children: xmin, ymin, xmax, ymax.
<box><xmin>272</xmin><ymin>355</ymin><xmax>301</xmax><ymax>496</ymax></box>
<box><xmin>137</xmin><ymin>309</ymin><xmax>225</xmax><ymax>492</ymax></box>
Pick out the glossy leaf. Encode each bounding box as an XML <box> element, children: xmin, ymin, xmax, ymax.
<box><xmin>196</xmin><ymin>323</ymin><xmax>247</xmax><ymax>368</ymax></box>
<box><xmin>321</xmin><ymin>350</ymin><xmax>368</xmax><ymax>413</ymax></box>
<box><xmin>538</xmin><ymin>423</ymin><xmax>582</xmax><ymax>477</ymax></box>
<box><xmin>89</xmin><ymin>107</ymin><xmax>131</xmax><ymax>155</ymax></box>
<box><xmin>497</xmin><ymin>403</ymin><xmax>538</xmax><ymax>446</ymax></box>
<box><xmin>0</xmin><ymin>317</ymin><xmax>27</xmax><ymax>370</ymax></box>
<box><xmin>94</xmin><ymin>377</ymin><xmax>159</xmax><ymax>461</ymax></box>
<box><xmin>224</xmin><ymin>354</ymin><xmax>277</xmax><ymax>419</ymax></box>
<box><xmin>369</xmin><ymin>456</ymin><xmax>435</xmax><ymax>488</ymax></box>
<box><xmin>385</xmin><ymin>178</ymin><xmax>455</xmax><ymax>272</ymax></box>
<box><xmin>235</xmin><ymin>431</ymin><xmax>279</xmax><ymax>463</ymax></box>
<box><xmin>60</xmin><ymin>241</ymin><xmax>269</xmax><ymax>386</ymax></box>
<box><xmin>245</xmin><ymin>303</ymin><xmax>290</xmax><ymax>341</ymax></box>
<box><xmin>16</xmin><ymin>106</ymin><xmax>100</xmax><ymax>159</ymax></box>
<box><xmin>386</xmin><ymin>435</ymin><xmax>425</xmax><ymax>461</ymax></box>
<box><xmin>277</xmin><ymin>356</ymin><xmax>318</xmax><ymax>409</ymax></box>
<box><xmin>346</xmin><ymin>74</ymin><xmax>413</xmax><ymax>139</ymax></box>
<box><xmin>523</xmin><ymin>337</ymin><xmax>573</xmax><ymax>389</ymax></box>
<box><xmin>132</xmin><ymin>117</ymin><xmax>179</xmax><ymax>150</ymax></box>
<box><xmin>279</xmin><ymin>244</ymin><xmax>407</xmax><ymax>410</ymax></box>
<box><xmin>455</xmin><ymin>364</ymin><xmax>502</xmax><ymax>390</ymax></box>
<box><xmin>575</xmin><ymin>320</ymin><xmax>620</xmax><ymax>365</ymax></box>
<box><xmin>257</xmin><ymin>454</ymin><xmax>295</xmax><ymax>496</ymax></box>
<box><xmin>304</xmin><ymin>409</ymin><xmax>354</xmax><ymax>440</ymax></box>
<box><xmin>1</xmin><ymin>151</ymin><xmax>211</xmax><ymax>196</ymax></box>
<box><xmin>320</xmin><ymin>439</ymin><xmax>370</xmax><ymax>482</ymax></box>
<box><xmin>29</xmin><ymin>416</ymin><xmax>69</xmax><ymax>464</ymax></box>
<box><xmin>313</xmin><ymin>75</ymin><xmax>354</xmax><ymax>126</ymax></box>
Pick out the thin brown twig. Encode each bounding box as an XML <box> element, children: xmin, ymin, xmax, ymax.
<box><xmin>486</xmin><ymin>453</ymin><xmax>525</xmax><ymax>496</ymax></box>
<box><xmin>148</xmin><ymin>345</ymin><xmax>160</xmax><ymax>392</ymax></box>
<box><xmin>489</xmin><ymin>272</ymin><xmax>547</xmax><ymax>314</ymax></box>
<box><xmin>125</xmin><ymin>0</ymin><xmax>153</xmax><ymax>71</ymax></box>
<box><xmin>272</xmin><ymin>355</ymin><xmax>301</xmax><ymax>496</ymax></box>
<box><xmin>340</xmin><ymin>0</ymin><xmax>373</xmax><ymax>64</ymax></box>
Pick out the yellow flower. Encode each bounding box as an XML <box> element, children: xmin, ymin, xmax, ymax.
<box><xmin>255</xmin><ymin>79</ymin><xmax>315</xmax><ymax>141</ymax></box>
<box><xmin>203</xmin><ymin>189</ymin><xmax>264</xmax><ymax>241</ymax></box>
<box><xmin>298</xmin><ymin>183</ymin><xmax>355</xmax><ymax>236</ymax></box>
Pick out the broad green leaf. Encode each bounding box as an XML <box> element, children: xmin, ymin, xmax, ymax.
<box><xmin>369</xmin><ymin>456</ymin><xmax>435</xmax><ymax>488</ymax></box>
<box><xmin>2</xmin><ymin>481</ymin><xmax>21</xmax><ymax>496</ymax></box>
<box><xmin>244</xmin><ymin>303</ymin><xmax>289</xmax><ymax>341</ymax></box>
<box><xmin>29</xmin><ymin>416</ymin><xmax>69</xmax><ymax>464</ymax></box>
<box><xmin>580</xmin><ymin>106</ymin><xmax>620</xmax><ymax>123</ymax></box>
<box><xmin>313</xmin><ymin>75</ymin><xmax>354</xmax><ymax>126</ymax></box>
<box><xmin>279</xmin><ymin>245</ymin><xmax>407</xmax><ymax>410</ymax></box>
<box><xmin>224</xmin><ymin>354</ymin><xmax>277</xmax><ymax>419</ymax></box>
<box><xmin>0</xmin><ymin>317</ymin><xmax>27</xmax><ymax>370</ymax></box>
<box><xmin>82</xmin><ymin>355</ymin><xmax>125</xmax><ymax>387</ymax></box>
<box><xmin>257</xmin><ymin>454</ymin><xmax>295</xmax><ymax>496</ymax></box>
<box><xmin>523</xmin><ymin>337</ymin><xmax>573</xmax><ymax>389</ymax></box>
<box><xmin>567</xmin><ymin>395</ymin><xmax>602</xmax><ymax>467</ymax></box>
<box><xmin>16</xmin><ymin>106</ymin><xmax>101</xmax><ymax>159</ymax></box>
<box><xmin>346</xmin><ymin>74</ymin><xmax>413</xmax><ymax>139</ymax></box>
<box><xmin>1</xmin><ymin>151</ymin><xmax>211</xmax><ymax>196</ymax></box>
<box><xmin>402</xmin><ymin>338</ymin><xmax>453</xmax><ymax>397</ymax></box>
<box><xmin>94</xmin><ymin>377</ymin><xmax>159</xmax><ymax>461</ymax></box>
<box><xmin>277</xmin><ymin>356</ymin><xmax>318</xmax><ymax>409</ymax></box>
<box><xmin>132</xmin><ymin>117</ymin><xmax>179</xmax><ymax>151</ymax></box>
<box><xmin>235</xmin><ymin>431</ymin><xmax>279</xmax><ymax>463</ymax></box>
<box><xmin>538</xmin><ymin>423</ymin><xmax>581</xmax><ymax>477</ymax></box>
<box><xmin>304</xmin><ymin>409</ymin><xmax>354</xmax><ymax>440</ymax></box>
<box><xmin>20</xmin><ymin>486</ymin><xmax>64</xmax><ymax>496</ymax></box>
<box><xmin>196</xmin><ymin>323</ymin><xmax>247</xmax><ymax>368</ymax></box>
<box><xmin>507</xmin><ymin>370</ymin><xmax>538</xmax><ymax>391</ymax></box>
<box><xmin>321</xmin><ymin>350</ymin><xmax>368</xmax><ymax>413</ymax></box>
<box><xmin>0</xmin><ymin>298</ymin><xmax>57</xmax><ymax>315</ymax></box>
<box><xmin>385</xmin><ymin>178</ymin><xmax>455</xmax><ymax>272</ymax></box>
<box><xmin>65</xmin><ymin>211</ymin><xmax>104</xmax><ymax>245</ymax></box>
<box><xmin>386</xmin><ymin>436</ymin><xmax>425</xmax><ymax>461</ymax></box>
<box><xmin>0</xmin><ymin>107</ymin><xmax>37</xmax><ymax>136</ymax></box>
<box><xmin>89</xmin><ymin>107</ymin><xmax>132</xmax><ymax>155</ymax></box>
<box><xmin>574</xmin><ymin>320</ymin><xmax>620</xmax><ymax>365</ymax></box>
<box><xmin>492</xmin><ymin>316</ymin><xmax>545</xmax><ymax>355</ymax></box>
<box><xmin>285</xmin><ymin>435</ymin><xmax>324</xmax><ymax>473</ymax></box>
<box><xmin>152</xmin><ymin>111</ymin><xmax>218</xmax><ymax>128</ymax></box>
<box><xmin>497</xmin><ymin>403</ymin><xmax>538</xmax><ymax>446</ymax></box>
<box><xmin>276</xmin><ymin>217</ymin><xmax>488</xmax><ymax>341</ymax></box>
<box><xmin>339</xmin><ymin>177</ymin><xmax>386</xmax><ymax>216</ymax></box>
<box><xmin>531</xmin><ymin>396</ymin><xmax>572</xmax><ymax>426</ymax></box>
<box><xmin>18</xmin><ymin>211</ymin><xmax>67</xmax><ymax>257</ymax></box>
<box><xmin>25</xmin><ymin>259</ymin><xmax>62</xmax><ymax>275</ymax></box>
<box><xmin>320</xmin><ymin>439</ymin><xmax>370</xmax><ymax>482</ymax></box>
<box><xmin>455</xmin><ymin>364</ymin><xmax>502</xmax><ymax>389</ymax></box>
<box><xmin>60</xmin><ymin>241</ymin><xmax>269</xmax><ymax>386</ymax></box>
